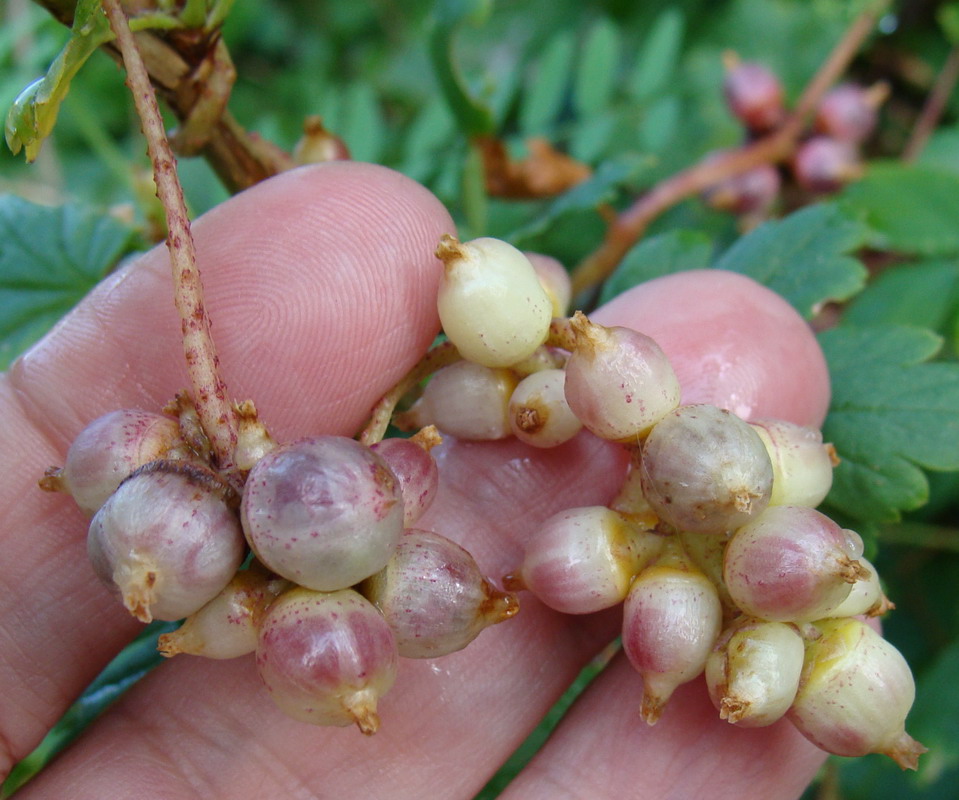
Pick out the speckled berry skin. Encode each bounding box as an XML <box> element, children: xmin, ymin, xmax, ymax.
<box><xmin>87</xmin><ymin>461</ymin><xmax>245</xmax><ymax>622</ymax></box>
<box><xmin>58</xmin><ymin>409</ymin><xmax>184</xmax><ymax>515</ymax></box>
<box><xmin>256</xmin><ymin>587</ymin><xmax>398</xmax><ymax>732</ymax></box>
<box><xmin>370</xmin><ymin>437</ymin><xmax>439</xmax><ymax>526</ymax></box>
<box><xmin>241</xmin><ymin>436</ymin><xmax>404</xmax><ymax>592</ymax></box>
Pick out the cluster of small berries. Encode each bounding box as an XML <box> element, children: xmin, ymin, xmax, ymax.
<box><xmin>702</xmin><ymin>54</ymin><xmax>887</xmax><ymax>219</ymax></box>
<box><xmin>41</xmin><ymin>232</ymin><xmax>923</xmax><ymax>769</ymax></box>
<box><xmin>407</xmin><ymin>235</ymin><xmax>924</xmax><ymax>769</ymax></box>
<box><xmin>42</xmin><ymin>399</ymin><xmax>516</xmax><ymax>735</ymax></box>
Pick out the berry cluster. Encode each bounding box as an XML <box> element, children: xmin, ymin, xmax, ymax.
<box><xmin>42</xmin><ymin>399</ymin><xmax>517</xmax><ymax>735</ymax></box>
<box><xmin>393</xmin><ymin>236</ymin><xmax>925</xmax><ymax>769</ymax></box>
<box><xmin>702</xmin><ymin>54</ymin><xmax>888</xmax><ymax>220</ymax></box>
<box><xmin>41</xmin><ymin>232</ymin><xmax>923</xmax><ymax>770</ymax></box>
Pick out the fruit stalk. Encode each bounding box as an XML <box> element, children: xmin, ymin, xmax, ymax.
<box><xmin>569</xmin><ymin>0</ymin><xmax>890</xmax><ymax>296</ymax></box>
<box><xmin>102</xmin><ymin>0</ymin><xmax>238</xmax><ymax>470</ymax></box>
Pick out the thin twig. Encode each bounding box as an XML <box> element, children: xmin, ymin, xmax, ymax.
<box><xmin>359</xmin><ymin>342</ymin><xmax>462</xmax><ymax>446</ymax></box>
<box><xmin>903</xmin><ymin>45</ymin><xmax>959</xmax><ymax>162</ymax></box>
<box><xmin>570</xmin><ymin>1</ymin><xmax>889</xmax><ymax>297</ymax></box>
<box><xmin>102</xmin><ymin>0</ymin><xmax>237</xmax><ymax>469</ymax></box>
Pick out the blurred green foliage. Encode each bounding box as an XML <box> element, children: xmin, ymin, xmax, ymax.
<box><xmin>3</xmin><ymin>0</ymin><xmax>959</xmax><ymax>798</ymax></box>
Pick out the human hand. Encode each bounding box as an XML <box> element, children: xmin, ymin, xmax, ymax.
<box><xmin>1</xmin><ymin>162</ymin><xmax>828</xmax><ymax>799</ymax></box>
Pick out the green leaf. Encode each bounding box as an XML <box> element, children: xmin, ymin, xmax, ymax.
<box><xmin>572</xmin><ymin>17</ymin><xmax>621</xmax><ymax>117</ymax></box>
<box><xmin>840</xmin><ymin>164</ymin><xmax>959</xmax><ymax>257</ymax></box>
<box><xmin>712</xmin><ymin>203</ymin><xmax>868</xmax><ymax>318</ymax></box>
<box><xmin>428</xmin><ymin>0</ymin><xmax>495</xmax><ymax>137</ymax></box>
<box><xmin>637</xmin><ymin>95</ymin><xmax>680</xmax><ymax>153</ymax></box>
<box><xmin>844</xmin><ymin>259</ymin><xmax>959</xmax><ymax>339</ymax></box>
<box><xmin>511</xmin><ymin>154</ymin><xmax>651</xmax><ymax>243</ymax></box>
<box><xmin>938</xmin><ymin>2</ymin><xmax>959</xmax><ymax>45</ymax></box>
<box><xmin>820</xmin><ymin>324</ymin><xmax>959</xmax><ymax>524</ymax></box>
<box><xmin>519</xmin><ymin>31</ymin><xmax>576</xmax><ymax>135</ymax></box>
<box><xmin>0</xmin><ymin>196</ymin><xmax>138</xmax><ymax>368</ymax></box>
<box><xmin>599</xmin><ymin>230</ymin><xmax>713</xmax><ymax>305</ymax></box>
<box><xmin>5</xmin><ymin>0</ymin><xmax>113</xmax><ymax>161</ymax></box>
<box><xmin>629</xmin><ymin>7</ymin><xmax>684</xmax><ymax>100</ymax></box>
<box><xmin>918</xmin><ymin>127</ymin><xmax>959</xmax><ymax>175</ymax></box>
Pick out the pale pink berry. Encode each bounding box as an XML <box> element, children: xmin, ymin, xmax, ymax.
<box><xmin>256</xmin><ymin>587</ymin><xmax>398</xmax><ymax>734</ymax></box>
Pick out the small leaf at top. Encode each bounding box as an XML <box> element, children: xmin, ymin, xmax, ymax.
<box><xmin>820</xmin><ymin>324</ymin><xmax>959</xmax><ymax>524</ymax></box>
<box><xmin>572</xmin><ymin>17</ymin><xmax>621</xmax><ymax>117</ymax></box>
<box><xmin>599</xmin><ymin>230</ymin><xmax>712</xmax><ymax>305</ymax></box>
<box><xmin>0</xmin><ymin>196</ymin><xmax>139</xmax><ymax>369</ymax></box>
<box><xmin>629</xmin><ymin>7</ymin><xmax>685</xmax><ymax>100</ymax></box>
<box><xmin>428</xmin><ymin>0</ymin><xmax>495</xmax><ymax>137</ymax></box>
<box><xmin>5</xmin><ymin>0</ymin><xmax>113</xmax><ymax>161</ymax></box>
<box><xmin>712</xmin><ymin>203</ymin><xmax>868</xmax><ymax>318</ymax></box>
<box><xmin>520</xmin><ymin>32</ymin><xmax>576</xmax><ymax>136</ymax></box>
<box><xmin>839</xmin><ymin>164</ymin><xmax>959</xmax><ymax>257</ymax></box>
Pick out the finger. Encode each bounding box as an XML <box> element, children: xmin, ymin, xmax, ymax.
<box><xmin>593</xmin><ymin>269</ymin><xmax>831</xmax><ymax>428</ymax></box>
<box><xmin>0</xmin><ymin>161</ymin><xmax>453</xmax><ymax>777</ymax></box>
<box><xmin>16</xmin><ymin>266</ymin><xmax>833</xmax><ymax>797</ymax></box>
<box><xmin>500</xmin><ymin>655</ymin><xmax>825</xmax><ymax>800</ymax></box>
<box><xmin>18</xmin><ymin>433</ymin><xmax>629</xmax><ymax>800</ymax></box>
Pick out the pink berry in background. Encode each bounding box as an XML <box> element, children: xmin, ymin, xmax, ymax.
<box><xmin>702</xmin><ymin>162</ymin><xmax>781</xmax><ymax>215</ymax></box>
<box><xmin>814</xmin><ymin>82</ymin><xmax>887</xmax><ymax>143</ymax></box>
<box><xmin>593</xmin><ymin>269</ymin><xmax>831</xmax><ymax>428</ymax></box>
<box><xmin>792</xmin><ymin>136</ymin><xmax>862</xmax><ymax>193</ymax></box>
<box><xmin>723</xmin><ymin>56</ymin><xmax>786</xmax><ymax>133</ymax></box>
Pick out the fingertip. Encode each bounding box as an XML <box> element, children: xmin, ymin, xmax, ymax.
<box><xmin>11</xmin><ymin>162</ymin><xmax>456</xmax><ymax>444</ymax></box>
<box><xmin>592</xmin><ymin>270</ymin><xmax>831</xmax><ymax>428</ymax></box>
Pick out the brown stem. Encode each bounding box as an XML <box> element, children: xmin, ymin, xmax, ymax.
<box><xmin>33</xmin><ymin>0</ymin><xmax>292</xmax><ymax>192</ymax></box>
<box><xmin>902</xmin><ymin>46</ymin><xmax>959</xmax><ymax>162</ymax></box>
<box><xmin>359</xmin><ymin>315</ymin><xmax>586</xmax><ymax>446</ymax></box>
<box><xmin>103</xmin><ymin>0</ymin><xmax>237</xmax><ymax>469</ymax></box>
<box><xmin>358</xmin><ymin>342</ymin><xmax>462</xmax><ymax>446</ymax></box>
<box><xmin>570</xmin><ymin>1</ymin><xmax>889</xmax><ymax>297</ymax></box>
